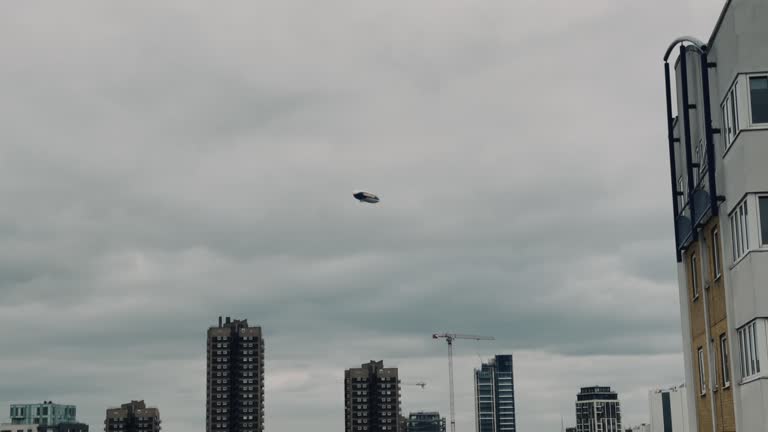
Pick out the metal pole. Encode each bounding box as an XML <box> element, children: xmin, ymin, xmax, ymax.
<box><xmin>448</xmin><ymin>338</ymin><xmax>456</xmax><ymax>432</ymax></box>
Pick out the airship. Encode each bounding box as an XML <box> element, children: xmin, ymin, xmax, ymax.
<box><xmin>353</xmin><ymin>190</ymin><xmax>380</xmax><ymax>204</ymax></box>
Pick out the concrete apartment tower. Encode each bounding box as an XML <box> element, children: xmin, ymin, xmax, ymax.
<box><xmin>206</xmin><ymin>317</ymin><xmax>264</xmax><ymax>432</ymax></box>
<box><xmin>344</xmin><ymin>360</ymin><xmax>402</xmax><ymax>432</ymax></box>
<box><xmin>575</xmin><ymin>386</ymin><xmax>621</xmax><ymax>432</ymax></box>
<box><xmin>474</xmin><ymin>355</ymin><xmax>516</xmax><ymax>432</ymax></box>
<box><xmin>104</xmin><ymin>401</ymin><xmax>160</xmax><ymax>432</ymax></box>
<box><xmin>649</xmin><ymin>385</ymin><xmax>690</xmax><ymax>432</ymax></box>
<box><xmin>663</xmin><ymin>1</ymin><xmax>768</xmax><ymax>431</ymax></box>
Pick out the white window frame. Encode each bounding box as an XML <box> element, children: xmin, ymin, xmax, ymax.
<box><xmin>722</xmin><ymin>81</ymin><xmax>741</xmax><ymax>149</ymax></box>
<box><xmin>712</xmin><ymin>227</ymin><xmax>722</xmax><ymax>279</ymax></box>
<box><xmin>690</xmin><ymin>253</ymin><xmax>699</xmax><ymax>300</ymax></box>
<box><xmin>699</xmin><ymin>139</ymin><xmax>708</xmax><ymax>178</ymax></box>
<box><xmin>721</xmin><ymin>334</ymin><xmax>730</xmax><ymax>388</ymax></box>
<box><xmin>698</xmin><ymin>348</ymin><xmax>706</xmax><ymax>395</ymax></box>
<box><xmin>747</xmin><ymin>74</ymin><xmax>768</xmax><ymax>127</ymax></box>
<box><xmin>758</xmin><ymin>194</ymin><xmax>768</xmax><ymax>247</ymax></box>
<box><xmin>738</xmin><ymin>320</ymin><xmax>765</xmax><ymax>382</ymax></box>
<box><xmin>678</xmin><ymin>177</ymin><xmax>686</xmax><ymax>211</ymax></box>
<box><xmin>730</xmin><ymin>198</ymin><xmax>751</xmax><ymax>262</ymax></box>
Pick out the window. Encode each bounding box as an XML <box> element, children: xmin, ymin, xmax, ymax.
<box><xmin>760</xmin><ymin>196</ymin><xmax>768</xmax><ymax>246</ymax></box>
<box><xmin>678</xmin><ymin>177</ymin><xmax>686</xmax><ymax>210</ymax></box>
<box><xmin>723</xmin><ymin>83</ymin><xmax>741</xmax><ymax>148</ymax></box>
<box><xmin>695</xmin><ymin>143</ymin><xmax>701</xmax><ymax>179</ymax></box>
<box><xmin>690</xmin><ymin>254</ymin><xmax>699</xmax><ymax>300</ymax></box>
<box><xmin>721</xmin><ymin>334</ymin><xmax>730</xmax><ymax>387</ymax></box>
<box><xmin>698</xmin><ymin>140</ymin><xmax>708</xmax><ymax>176</ymax></box>
<box><xmin>738</xmin><ymin>321</ymin><xmax>762</xmax><ymax>380</ymax></box>
<box><xmin>698</xmin><ymin>348</ymin><xmax>706</xmax><ymax>395</ymax></box>
<box><xmin>750</xmin><ymin>76</ymin><xmax>768</xmax><ymax>124</ymax></box>
<box><xmin>730</xmin><ymin>199</ymin><xmax>750</xmax><ymax>261</ymax></box>
<box><xmin>712</xmin><ymin>228</ymin><xmax>721</xmax><ymax>278</ymax></box>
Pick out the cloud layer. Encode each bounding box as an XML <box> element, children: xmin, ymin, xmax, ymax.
<box><xmin>0</xmin><ymin>0</ymin><xmax>726</xmax><ymax>430</ymax></box>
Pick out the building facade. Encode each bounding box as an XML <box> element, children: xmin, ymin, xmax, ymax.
<box><xmin>42</xmin><ymin>424</ymin><xmax>88</xmax><ymax>432</ymax></box>
<box><xmin>104</xmin><ymin>401</ymin><xmax>160</xmax><ymax>432</ymax></box>
<box><xmin>649</xmin><ymin>385</ymin><xmax>690</xmax><ymax>432</ymax></box>
<box><xmin>474</xmin><ymin>355</ymin><xmax>516</xmax><ymax>432</ymax></box>
<box><xmin>206</xmin><ymin>316</ymin><xmax>265</xmax><ymax>432</ymax></box>
<box><xmin>663</xmin><ymin>1</ymin><xmax>768</xmax><ymax>431</ymax></box>
<box><xmin>344</xmin><ymin>360</ymin><xmax>402</xmax><ymax>432</ymax></box>
<box><xmin>9</xmin><ymin>403</ymin><xmax>76</xmax><ymax>427</ymax></box>
<box><xmin>575</xmin><ymin>386</ymin><xmax>621</xmax><ymax>432</ymax></box>
<box><xmin>1</xmin><ymin>424</ymin><xmax>39</xmax><ymax>432</ymax></box>
<box><xmin>0</xmin><ymin>425</ymin><xmax>89</xmax><ymax>432</ymax></box>
<box><xmin>405</xmin><ymin>412</ymin><xmax>445</xmax><ymax>432</ymax></box>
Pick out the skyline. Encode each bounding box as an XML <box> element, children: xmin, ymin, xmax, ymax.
<box><xmin>0</xmin><ymin>0</ymin><xmax>729</xmax><ymax>431</ymax></box>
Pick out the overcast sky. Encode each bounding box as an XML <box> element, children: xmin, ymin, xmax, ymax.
<box><xmin>0</xmin><ymin>1</ymin><xmax>728</xmax><ymax>431</ymax></box>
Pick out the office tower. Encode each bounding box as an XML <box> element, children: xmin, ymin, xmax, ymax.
<box><xmin>474</xmin><ymin>355</ymin><xmax>516</xmax><ymax>432</ymax></box>
<box><xmin>406</xmin><ymin>412</ymin><xmax>445</xmax><ymax>432</ymax></box>
<box><xmin>104</xmin><ymin>401</ymin><xmax>160</xmax><ymax>432</ymax></box>
<box><xmin>648</xmin><ymin>385</ymin><xmax>690</xmax><ymax>432</ymax></box>
<box><xmin>344</xmin><ymin>360</ymin><xmax>401</xmax><ymax>432</ymax></box>
<box><xmin>207</xmin><ymin>316</ymin><xmax>264</xmax><ymax>432</ymax></box>
<box><xmin>9</xmin><ymin>403</ymin><xmax>75</xmax><ymax>426</ymax></box>
<box><xmin>662</xmin><ymin>0</ymin><xmax>768</xmax><ymax>430</ymax></box>
<box><xmin>575</xmin><ymin>386</ymin><xmax>621</xmax><ymax>432</ymax></box>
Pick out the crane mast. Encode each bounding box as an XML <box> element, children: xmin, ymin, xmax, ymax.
<box><xmin>432</xmin><ymin>333</ymin><xmax>494</xmax><ymax>432</ymax></box>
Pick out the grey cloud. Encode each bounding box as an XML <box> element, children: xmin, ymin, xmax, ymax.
<box><xmin>0</xmin><ymin>0</ymin><xmax>728</xmax><ymax>431</ymax></box>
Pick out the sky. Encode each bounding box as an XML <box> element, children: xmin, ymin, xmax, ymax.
<box><xmin>0</xmin><ymin>0</ymin><xmax>728</xmax><ymax>431</ymax></box>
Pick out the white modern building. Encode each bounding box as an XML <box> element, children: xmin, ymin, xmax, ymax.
<box><xmin>663</xmin><ymin>0</ymin><xmax>768</xmax><ymax>431</ymax></box>
<box><xmin>649</xmin><ymin>385</ymin><xmax>690</xmax><ymax>432</ymax></box>
<box><xmin>0</xmin><ymin>425</ymin><xmax>39</xmax><ymax>432</ymax></box>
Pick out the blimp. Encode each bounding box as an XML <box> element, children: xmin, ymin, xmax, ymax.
<box><xmin>353</xmin><ymin>190</ymin><xmax>380</xmax><ymax>204</ymax></box>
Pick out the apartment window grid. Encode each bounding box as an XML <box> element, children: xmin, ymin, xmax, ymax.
<box><xmin>698</xmin><ymin>348</ymin><xmax>706</xmax><ymax>396</ymax></box>
<box><xmin>720</xmin><ymin>73</ymin><xmax>768</xmax><ymax>152</ymax></box>
<box><xmin>738</xmin><ymin>320</ymin><xmax>764</xmax><ymax>381</ymax></box>
<box><xmin>712</xmin><ymin>227</ymin><xmax>722</xmax><ymax>278</ymax></box>
<box><xmin>721</xmin><ymin>334</ymin><xmax>731</xmax><ymax>387</ymax></box>
<box><xmin>730</xmin><ymin>199</ymin><xmax>750</xmax><ymax>262</ymax></box>
<box><xmin>690</xmin><ymin>253</ymin><xmax>699</xmax><ymax>300</ymax></box>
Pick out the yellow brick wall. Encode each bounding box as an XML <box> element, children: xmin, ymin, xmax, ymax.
<box><xmin>684</xmin><ymin>218</ymin><xmax>736</xmax><ymax>432</ymax></box>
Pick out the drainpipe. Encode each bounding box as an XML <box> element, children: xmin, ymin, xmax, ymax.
<box><xmin>698</xmin><ymin>239</ymin><xmax>719</xmax><ymax>432</ymax></box>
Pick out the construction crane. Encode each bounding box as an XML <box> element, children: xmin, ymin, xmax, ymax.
<box><xmin>432</xmin><ymin>333</ymin><xmax>494</xmax><ymax>432</ymax></box>
<box><xmin>402</xmin><ymin>381</ymin><xmax>427</xmax><ymax>389</ymax></box>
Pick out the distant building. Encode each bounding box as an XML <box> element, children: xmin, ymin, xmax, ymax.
<box><xmin>344</xmin><ymin>360</ymin><xmax>401</xmax><ymax>432</ymax></box>
<box><xmin>1</xmin><ymin>424</ymin><xmax>39</xmax><ymax>432</ymax></box>
<box><xmin>575</xmin><ymin>386</ymin><xmax>621</xmax><ymax>432</ymax></box>
<box><xmin>9</xmin><ymin>403</ymin><xmax>75</xmax><ymax>427</ymax></box>
<box><xmin>0</xmin><ymin>423</ymin><xmax>88</xmax><ymax>432</ymax></box>
<box><xmin>206</xmin><ymin>316</ymin><xmax>265</xmax><ymax>432</ymax></box>
<box><xmin>474</xmin><ymin>355</ymin><xmax>516</xmax><ymax>432</ymax></box>
<box><xmin>565</xmin><ymin>428</ymin><xmax>576</xmax><ymax>432</ymax></box>
<box><xmin>406</xmin><ymin>412</ymin><xmax>445</xmax><ymax>432</ymax></box>
<box><xmin>624</xmin><ymin>425</ymin><xmax>650</xmax><ymax>432</ymax></box>
<box><xmin>104</xmin><ymin>401</ymin><xmax>160</xmax><ymax>432</ymax></box>
<box><xmin>41</xmin><ymin>424</ymin><xmax>88</xmax><ymax>432</ymax></box>
<box><xmin>649</xmin><ymin>385</ymin><xmax>690</xmax><ymax>432</ymax></box>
